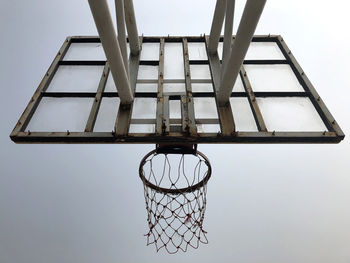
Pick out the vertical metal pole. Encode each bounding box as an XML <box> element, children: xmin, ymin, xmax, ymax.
<box><xmin>218</xmin><ymin>0</ymin><xmax>266</xmax><ymax>106</ymax></box>
<box><xmin>208</xmin><ymin>0</ymin><xmax>226</xmax><ymax>54</ymax></box>
<box><xmin>88</xmin><ymin>0</ymin><xmax>133</xmax><ymax>105</ymax></box>
<box><xmin>182</xmin><ymin>38</ymin><xmax>197</xmax><ymax>135</ymax></box>
<box><xmin>221</xmin><ymin>0</ymin><xmax>235</xmax><ymax>80</ymax></box>
<box><xmin>156</xmin><ymin>39</ymin><xmax>167</xmax><ymax>135</ymax></box>
<box><xmin>124</xmin><ymin>0</ymin><xmax>140</xmax><ymax>55</ymax></box>
<box><xmin>115</xmin><ymin>0</ymin><xmax>129</xmax><ymax>78</ymax></box>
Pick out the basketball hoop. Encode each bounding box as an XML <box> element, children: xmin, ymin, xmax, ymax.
<box><xmin>139</xmin><ymin>144</ymin><xmax>211</xmax><ymax>254</ymax></box>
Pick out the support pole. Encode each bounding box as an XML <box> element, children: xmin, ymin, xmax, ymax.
<box><xmin>88</xmin><ymin>0</ymin><xmax>133</xmax><ymax>105</ymax></box>
<box><xmin>124</xmin><ymin>0</ymin><xmax>140</xmax><ymax>55</ymax></box>
<box><xmin>221</xmin><ymin>0</ymin><xmax>235</xmax><ymax>80</ymax></box>
<box><xmin>217</xmin><ymin>0</ymin><xmax>266</xmax><ymax>106</ymax></box>
<box><xmin>208</xmin><ymin>0</ymin><xmax>226</xmax><ymax>54</ymax></box>
<box><xmin>115</xmin><ymin>0</ymin><xmax>129</xmax><ymax>78</ymax></box>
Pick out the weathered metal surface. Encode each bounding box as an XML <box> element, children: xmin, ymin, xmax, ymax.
<box><xmin>156</xmin><ymin>38</ymin><xmax>165</xmax><ymax>134</ymax></box>
<box><xmin>115</xmin><ymin>37</ymin><xmax>142</xmax><ymax>135</ymax></box>
<box><xmin>85</xmin><ymin>62</ymin><xmax>110</xmax><ymax>132</ymax></box>
<box><xmin>12</xmin><ymin>131</ymin><xmax>342</xmax><ymax>144</ymax></box>
<box><xmin>240</xmin><ymin>65</ymin><xmax>267</xmax><ymax>132</ymax></box>
<box><xmin>182</xmin><ymin>38</ymin><xmax>197</xmax><ymax>135</ymax></box>
<box><xmin>205</xmin><ymin>36</ymin><xmax>235</xmax><ymax>136</ymax></box>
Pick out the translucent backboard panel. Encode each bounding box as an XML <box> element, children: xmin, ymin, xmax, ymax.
<box><xmin>104</xmin><ymin>73</ymin><xmax>117</xmax><ymax>92</ymax></box>
<box><xmin>193</xmin><ymin>98</ymin><xmax>219</xmax><ymax>119</ymax></box>
<box><xmin>191</xmin><ymin>83</ymin><xmax>213</xmax><ymax>92</ymax></box>
<box><xmin>140</xmin><ymin>43</ymin><xmax>160</xmax><ymax>60</ymax></box>
<box><xmin>197</xmin><ymin>124</ymin><xmax>221</xmax><ymax>133</ymax></box>
<box><xmin>169</xmin><ymin>100</ymin><xmax>182</xmax><ymax>119</ymax></box>
<box><xmin>63</xmin><ymin>42</ymin><xmax>130</xmax><ymax>60</ymax></box>
<box><xmin>131</xmin><ymin>98</ymin><xmax>157</xmax><ymax>119</ymax></box>
<box><xmin>26</xmin><ymin>97</ymin><xmax>93</xmax><ymax>132</ymax></box>
<box><xmin>47</xmin><ymin>65</ymin><xmax>104</xmax><ymax>92</ymax></box>
<box><xmin>188</xmin><ymin>42</ymin><xmax>208</xmax><ymax>60</ymax></box>
<box><xmin>190</xmin><ymin>65</ymin><xmax>211</xmax><ymax>79</ymax></box>
<box><xmin>135</xmin><ymin>83</ymin><xmax>158</xmax><ymax>92</ymax></box>
<box><xmin>246</xmin><ymin>42</ymin><xmax>285</xmax><ymax>60</ymax></box>
<box><xmin>11</xmin><ymin>36</ymin><xmax>344</xmax><ymax>144</ymax></box>
<box><xmin>230</xmin><ymin>98</ymin><xmax>257</xmax><ymax>131</ymax></box>
<box><xmin>164</xmin><ymin>43</ymin><xmax>184</xmax><ymax>79</ymax></box>
<box><xmin>129</xmin><ymin>124</ymin><xmax>155</xmax><ymax>133</ymax></box>
<box><xmin>163</xmin><ymin>83</ymin><xmax>186</xmax><ymax>93</ymax></box>
<box><xmin>94</xmin><ymin>97</ymin><xmax>120</xmax><ymax>132</ymax></box>
<box><xmin>233</xmin><ymin>75</ymin><xmax>245</xmax><ymax>92</ymax></box>
<box><xmin>245</xmin><ymin>65</ymin><xmax>304</xmax><ymax>92</ymax></box>
<box><xmin>138</xmin><ymin>65</ymin><xmax>158</xmax><ymax>80</ymax></box>
<box><xmin>218</xmin><ymin>41</ymin><xmax>285</xmax><ymax>60</ymax></box>
<box><xmin>257</xmin><ymin>97</ymin><xmax>327</xmax><ymax>131</ymax></box>
<box><xmin>63</xmin><ymin>43</ymin><xmax>106</xmax><ymax>61</ymax></box>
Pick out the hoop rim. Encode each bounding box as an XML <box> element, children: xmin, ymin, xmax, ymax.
<box><xmin>139</xmin><ymin>148</ymin><xmax>211</xmax><ymax>195</ymax></box>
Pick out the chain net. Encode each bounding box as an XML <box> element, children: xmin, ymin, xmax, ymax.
<box><xmin>139</xmin><ymin>145</ymin><xmax>211</xmax><ymax>254</ymax></box>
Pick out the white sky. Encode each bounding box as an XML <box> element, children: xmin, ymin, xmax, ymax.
<box><xmin>0</xmin><ymin>0</ymin><xmax>350</xmax><ymax>262</ymax></box>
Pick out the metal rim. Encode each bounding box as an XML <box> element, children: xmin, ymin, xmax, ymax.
<box><xmin>139</xmin><ymin>149</ymin><xmax>211</xmax><ymax>195</ymax></box>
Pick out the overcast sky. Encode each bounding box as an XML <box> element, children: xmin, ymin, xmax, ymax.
<box><xmin>1</xmin><ymin>0</ymin><xmax>350</xmax><ymax>262</ymax></box>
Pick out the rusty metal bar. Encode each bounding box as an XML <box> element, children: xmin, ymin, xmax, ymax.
<box><xmin>163</xmin><ymin>96</ymin><xmax>170</xmax><ymax>133</ymax></box>
<box><xmin>205</xmin><ymin>36</ymin><xmax>235</xmax><ymax>135</ymax></box>
<box><xmin>85</xmin><ymin>62</ymin><xmax>110</xmax><ymax>132</ymax></box>
<box><xmin>115</xmin><ymin>37</ymin><xmax>142</xmax><ymax>135</ymax></box>
<box><xmin>156</xmin><ymin>38</ymin><xmax>165</xmax><ymax>134</ymax></box>
<box><xmin>11</xmin><ymin>131</ymin><xmax>342</xmax><ymax>144</ymax></box>
<box><xmin>240</xmin><ymin>65</ymin><xmax>267</xmax><ymax>132</ymax></box>
<box><xmin>182</xmin><ymin>38</ymin><xmax>197</xmax><ymax>135</ymax></box>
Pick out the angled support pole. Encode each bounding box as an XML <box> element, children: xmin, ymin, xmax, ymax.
<box><xmin>88</xmin><ymin>0</ymin><xmax>133</xmax><ymax>105</ymax></box>
<box><xmin>115</xmin><ymin>0</ymin><xmax>129</xmax><ymax>78</ymax></box>
<box><xmin>221</xmin><ymin>0</ymin><xmax>235</xmax><ymax>80</ymax></box>
<box><xmin>124</xmin><ymin>0</ymin><xmax>140</xmax><ymax>55</ymax></box>
<box><xmin>208</xmin><ymin>0</ymin><xmax>226</xmax><ymax>54</ymax></box>
<box><xmin>217</xmin><ymin>0</ymin><xmax>267</xmax><ymax>106</ymax></box>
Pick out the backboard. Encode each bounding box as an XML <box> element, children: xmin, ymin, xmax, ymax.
<box><xmin>10</xmin><ymin>35</ymin><xmax>344</xmax><ymax>144</ymax></box>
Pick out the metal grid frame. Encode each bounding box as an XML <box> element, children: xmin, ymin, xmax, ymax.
<box><xmin>10</xmin><ymin>35</ymin><xmax>344</xmax><ymax>143</ymax></box>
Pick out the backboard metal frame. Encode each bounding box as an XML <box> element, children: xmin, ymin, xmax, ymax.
<box><xmin>10</xmin><ymin>35</ymin><xmax>345</xmax><ymax>144</ymax></box>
